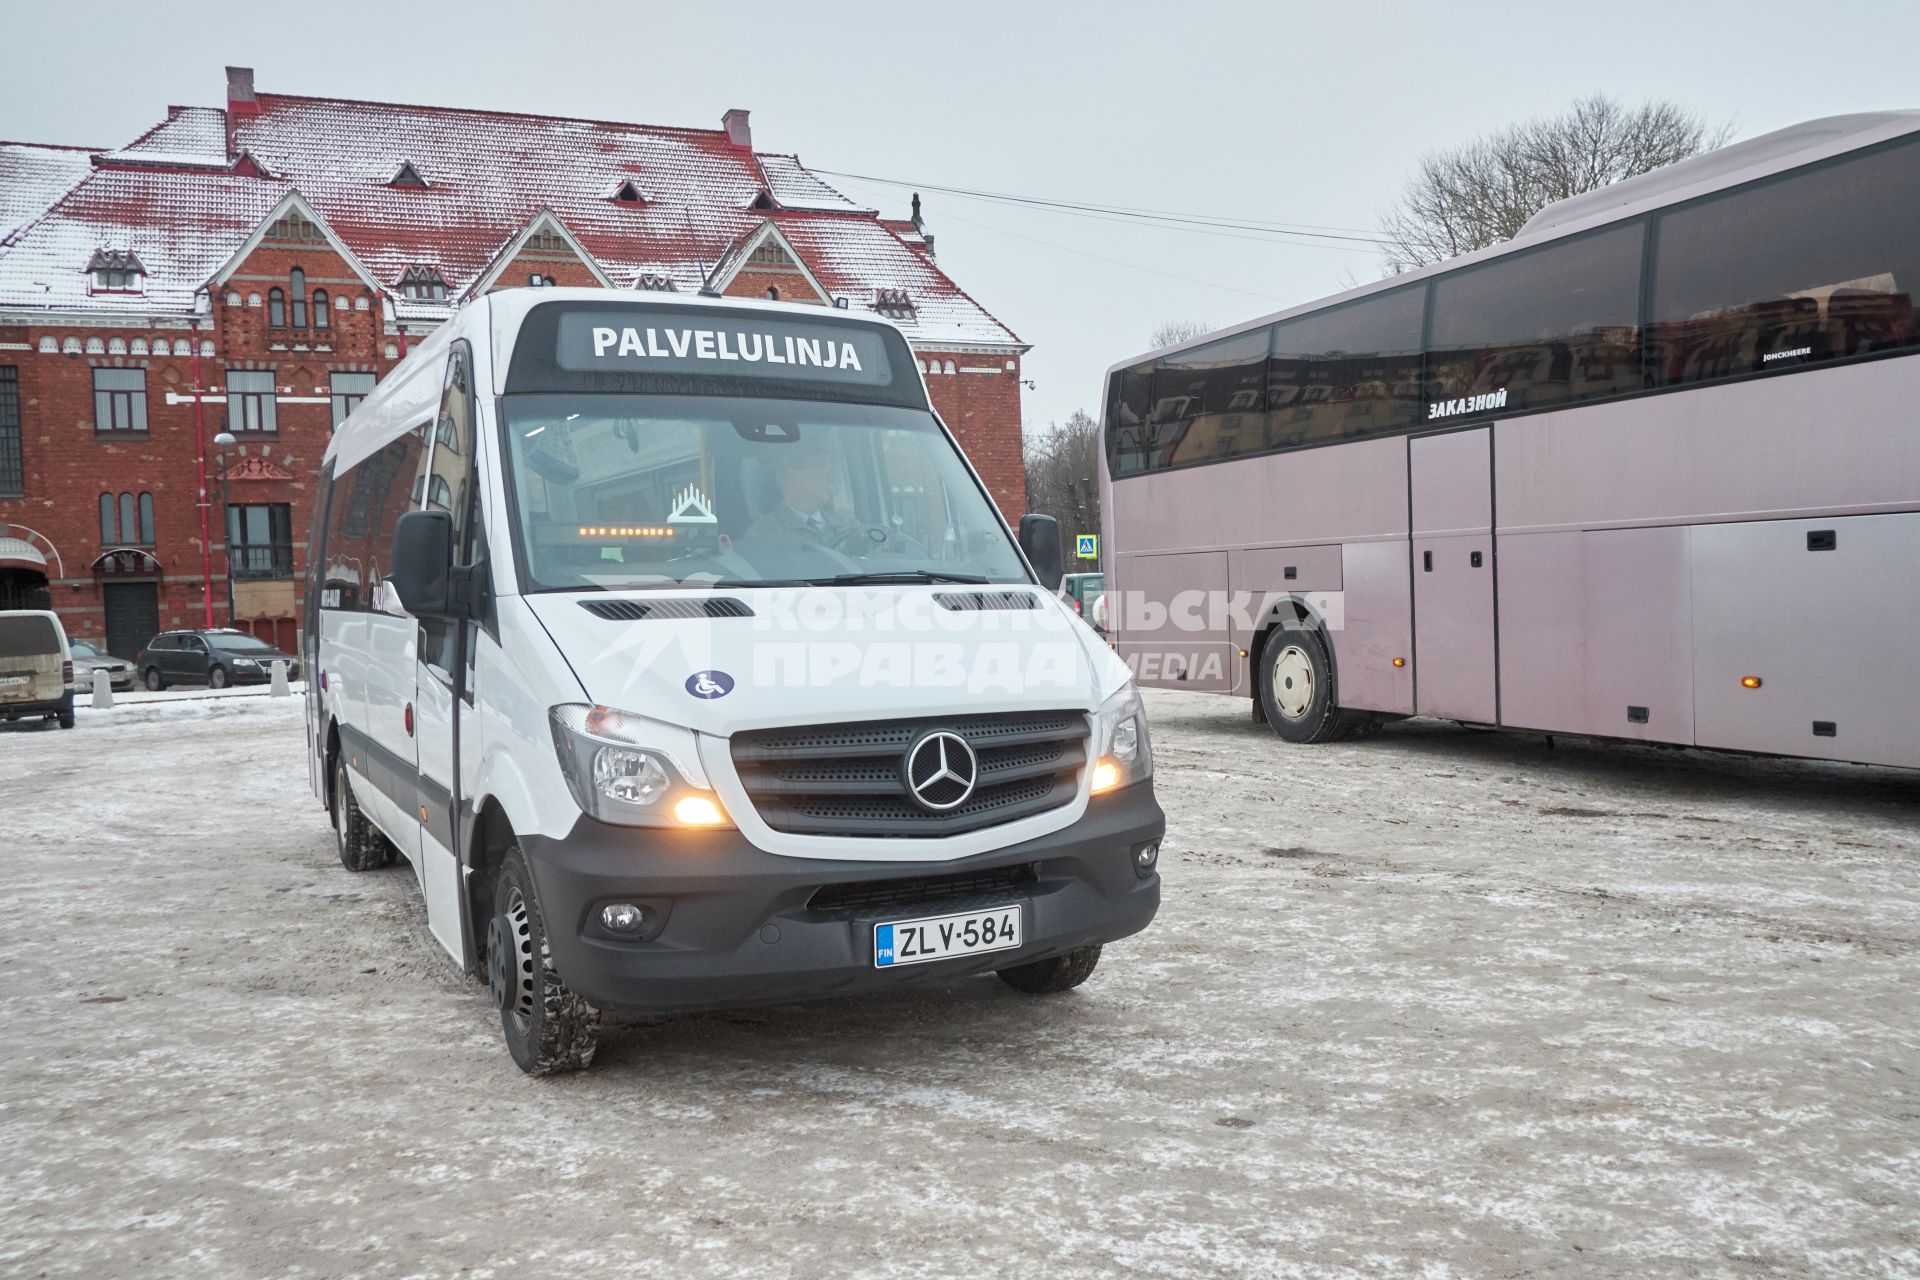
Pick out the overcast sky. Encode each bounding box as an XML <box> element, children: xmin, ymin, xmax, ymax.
<box><xmin>3</xmin><ymin>0</ymin><xmax>1913</xmax><ymax>433</ymax></box>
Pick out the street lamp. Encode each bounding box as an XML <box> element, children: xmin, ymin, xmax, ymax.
<box><xmin>213</xmin><ymin>431</ymin><xmax>237</xmax><ymax>626</ymax></box>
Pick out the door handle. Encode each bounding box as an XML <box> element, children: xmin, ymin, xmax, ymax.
<box><xmin>1422</xmin><ymin>550</ymin><xmax>1433</xmax><ymax>572</ymax></box>
<box><xmin>1470</xmin><ymin>550</ymin><xmax>1483</xmax><ymax>568</ymax></box>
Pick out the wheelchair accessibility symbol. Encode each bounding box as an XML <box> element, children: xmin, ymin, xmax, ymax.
<box><xmin>685</xmin><ymin>670</ymin><xmax>735</xmax><ymax>699</ymax></box>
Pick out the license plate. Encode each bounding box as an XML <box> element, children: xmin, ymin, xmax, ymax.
<box><xmin>874</xmin><ymin>904</ymin><xmax>1023</xmax><ymax>968</ymax></box>
<box><xmin>0</xmin><ymin>673</ymin><xmax>30</xmax><ymax>690</ymax></box>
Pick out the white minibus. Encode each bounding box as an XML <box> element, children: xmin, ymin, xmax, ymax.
<box><xmin>303</xmin><ymin>290</ymin><xmax>1163</xmax><ymax>1074</ymax></box>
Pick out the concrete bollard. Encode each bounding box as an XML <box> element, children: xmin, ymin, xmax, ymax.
<box><xmin>91</xmin><ymin>668</ymin><xmax>113</xmax><ymax>709</ymax></box>
<box><xmin>270</xmin><ymin>660</ymin><xmax>291</xmax><ymax>697</ymax></box>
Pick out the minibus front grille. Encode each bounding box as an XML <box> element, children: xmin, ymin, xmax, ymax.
<box><xmin>579</xmin><ymin>596</ymin><xmax>753</xmax><ymax>621</ymax></box>
<box><xmin>808</xmin><ymin>862</ymin><xmax>1039</xmax><ymax>914</ymax></box>
<box><xmin>731</xmin><ymin>710</ymin><xmax>1087</xmax><ymax>837</ymax></box>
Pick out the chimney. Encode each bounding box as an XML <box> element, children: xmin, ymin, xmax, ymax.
<box><xmin>722</xmin><ymin>108</ymin><xmax>752</xmax><ymax>149</ymax></box>
<box><xmin>910</xmin><ymin>193</ymin><xmax>936</xmax><ymax>260</ymax></box>
<box><xmin>226</xmin><ymin>66</ymin><xmax>261</xmax><ymax>117</ymax></box>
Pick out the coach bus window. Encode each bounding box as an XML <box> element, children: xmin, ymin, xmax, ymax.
<box><xmin>1428</xmin><ymin>221</ymin><xmax>1645</xmax><ymax>417</ymax></box>
<box><xmin>1267</xmin><ymin>284</ymin><xmax>1426</xmax><ymax>449</ymax></box>
<box><xmin>1149</xmin><ymin>328</ymin><xmax>1270</xmax><ymax>468</ymax></box>
<box><xmin>1649</xmin><ymin>136</ymin><xmax>1919</xmax><ymax>388</ymax></box>
<box><xmin>1108</xmin><ymin>367</ymin><xmax>1154</xmax><ymax>477</ymax></box>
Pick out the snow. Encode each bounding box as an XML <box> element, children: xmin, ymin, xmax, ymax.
<box><xmin>0</xmin><ymin>141</ymin><xmax>98</xmax><ymax>244</ymax></box>
<box><xmin>2</xmin><ymin>689</ymin><xmax>1913</xmax><ymax>1275</ymax></box>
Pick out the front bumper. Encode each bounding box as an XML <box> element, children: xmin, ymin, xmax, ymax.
<box><xmin>521</xmin><ymin>783</ymin><xmax>1165</xmax><ymax>1015</ymax></box>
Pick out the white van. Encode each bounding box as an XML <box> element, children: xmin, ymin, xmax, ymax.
<box><xmin>303</xmin><ymin>290</ymin><xmax>1163</xmax><ymax>1074</ymax></box>
<box><xmin>0</xmin><ymin>609</ymin><xmax>76</xmax><ymax>730</ymax></box>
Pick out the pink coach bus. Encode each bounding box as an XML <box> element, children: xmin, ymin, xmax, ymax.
<box><xmin>1099</xmin><ymin>113</ymin><xmax>1919</xmax><ymax>769</ymax></box>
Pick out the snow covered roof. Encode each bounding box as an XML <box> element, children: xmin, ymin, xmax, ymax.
<box><xmin>0</xmin><ymin>86</ymin><xmax>1023</xmax><ymax>347</ymax></box>
<box><xmin>0</xmin><ymin>141</ymin><xmax>99</xmax><ymax>243</ymax></box>
<box><xmin>0</xmin><ymin>167</ymin><xmax>292</xmax><ymax>313</ymax></box>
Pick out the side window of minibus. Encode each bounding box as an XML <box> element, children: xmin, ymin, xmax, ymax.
<box><xmin>418</xmin><ymin>344</ymin><xmax>477</xmax><ymax>680</ymax></box>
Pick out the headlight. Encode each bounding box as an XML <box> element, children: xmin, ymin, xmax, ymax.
<box><xmin>234</xmin><ymin>658</ymin><xmax>259</xmax><ymax>668</ymax></box>
<box><xmin>1090</xmin><ymin>681</ymin><xmax>1152</xmax><ymax>795</ymax></box>
<box><xmin>550</xmin><ymin>704</ymin><xmax>731</xmax><ymax>828</ymax></box>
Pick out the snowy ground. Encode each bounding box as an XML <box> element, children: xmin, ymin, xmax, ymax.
<box><xmin>1</xmin><ymin>690</ymin><xmax>1916</xmax><ymax>1278</ymax></box>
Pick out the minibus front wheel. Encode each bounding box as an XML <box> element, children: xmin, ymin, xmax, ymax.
<box><xmin>489</xmin><ymin>846</ymin><xmax>600</xmax><ymax>1076</ymax></box>
<box><xmin>332</xmin><ymin>752</ymin><xmax>394</xmax><ymax>872</ymax></box>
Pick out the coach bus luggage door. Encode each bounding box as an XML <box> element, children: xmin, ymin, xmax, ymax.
<box><xmin>1410</xmin><ymin>427</ymin><xmax>1497</xmax><ymax>724</ymax></box>
<box><xmin>410</xmin><ymin>345</ymin><xmax>477</xmax><ymax>967</ymax></box>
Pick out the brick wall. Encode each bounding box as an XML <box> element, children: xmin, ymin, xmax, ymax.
<box><xmin>919</xmin><ymin>350</ymin><xmax>1026</xmax><ymax>521</ymax></box>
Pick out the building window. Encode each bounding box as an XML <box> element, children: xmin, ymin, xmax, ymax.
<box><xmin>99</xmin><ymin>490</ymin><xmax>155</xmax><ymax>544</ymax></box>
<box><xmin>0</xmin><ymin>368</ymin><xmax>20</xmax><ymax>496</ymax></box>
<box><xmin>87</xmin><ymin>249</ymin><xmax>145</xmax><ymax>294</ymax></box>
<box><xmin>268</xmin><ymin>288</ymin><xmax>285</xmax><ymax>328</ymax></box>
<box><xmin>765</xmin><ymin>286</ymin><xmax>780</xmax><ymax>300</ymax></box>
<box><xmin>92</xmin><ymin>368</ymin><xmax>148</xmax><ymax>433</ymax></box>
<box><xmin>227</xmin><ymin>370</ymin><xmax>278</xmax><ymax>433</ymax></box>
<box><xmin>399</xmin><ymin>266</ymin><xmax>448</xmax><ymax>301</ymax></box>
<box><xmin>330</xmin><ymin>371</ymin><xmax>376</xmax><ymax>428</ymax></box>
<box><xmin>313</xmin><ymin>289</ymin><xmax>330</xmax><ymax>328</ymax></box>
<box><xmin>227</xmin><ymin>502</ymin><xmax>294</xmax><ymax>579</ymax></box>
<box><xmin>289</xmin><ymin>268</ymin><xmax>308</xmax><ymax>328</ymax></box>
<box><xmin>528</xmin><ymin>273</ymin><xmax>554</xmax><ymax>287</ymax></box>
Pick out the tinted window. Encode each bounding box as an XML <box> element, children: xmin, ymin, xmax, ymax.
<box><xmin>1268</xmin><ymin>285</ymin><xmax>1426</xmax><ymax>448</ymax></box>
<box><xmin>1107</xmin><ymin>367</ymin><xmax>1154</xmax><ymax>478</ymax></box>
<box><xmin>1428</xmin><ymin>222</ymin><xmax>1645</xmax><ymax>417</ymax></box>
<box><xmin>321</xmin><ymin>426</ymin><xmax>427</xmax><ymax>611</ymax></box>
<box><xmin>0</xmin><ymin>615</ymin><xmax>58</xmax><ymax>657</ymax></box>
<box><xmin>0</xmin><ymin>367</ymin><xmax>20</xmax><ymax>496</ymax></box>
<box><xmin>1145</xmin><ymin>329</ymin><xmax>1270</xmax><ymax>469</ymax></box>
<box><xmin>1650</xmin><ymin>136</ymin><xmax>1920</xmax><ymax>386</ymax></box>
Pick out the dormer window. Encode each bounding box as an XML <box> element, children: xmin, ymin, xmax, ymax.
<box><xmin>391</xmin><ymin>160</ymin><xmax>429</xmax><ymax>189</ymax></box>
<box><xmin>610</xmin><ymin>180</ymin><xmax>645</xmax><ymax>204</ymax></box>
<box><xmin>399</xmin><ymin>265</ymin><xmax>448</xmax><ymax>301</ymax></box>
<box><xmin>874</xmin><ymin>288</ymin><xmax>916</xmax><ymax>320</ymax></box>
<box><xmin>88</xmin><ymin>250</ymin><xmax>145</xmax><ymax>294</ymax></box>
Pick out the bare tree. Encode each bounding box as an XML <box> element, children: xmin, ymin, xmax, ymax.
<box><xmin>1379</xmin><ymin>95</ymin><xmax>1732</xmax><ymax>274</ymax></box>
<box><xmin>1148</xmin><ymin>319</ymin><xmax>1214</xmax><ymax>350</ymax></box>
<box><xmin>1023</xmin><ymin>410</ymin><xmax>1103</xmax><ymax>565</ymax></box>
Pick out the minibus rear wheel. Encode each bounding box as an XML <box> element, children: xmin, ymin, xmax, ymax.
<box><xmin>1257</xmin><ymin>626</ymin><xmax>1374</xmax><ymax>744</ymax></box>
<box><xmin>998</xmin><ymin>944</ymin><xmax>1102</xmax><ymax>994</ymax></box>
<box><xmin>489</xmin><ymin>846</ymin><xmax>600</xmax><ymax>1076</ymax></box>
<box><xmin>332</xmin><ymin>752</ymin><xmax>394</xmax><ymax>872</ymax></box>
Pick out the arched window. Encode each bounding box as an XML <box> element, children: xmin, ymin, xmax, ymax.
<box><xmin>944</xmin><ymin>360</ymin><xmax>956</xmax><ymax>375</ymax></box>
<box><xmin>268</xmin><ymin>288</ymin><xmax>285</xmax><ymax>328</ymax></box>
<box><xmin>289</xmin><ymin>268</ymin><xmax>308</xmax><ymax>328</ymax></box>
<box><xmin>765</xmin><ymin>286</ymin><xmax>780</xmax><ymax>300</ymax></box>
<box><xmin>138</xmin><ymin>493</ymin><xmax>155</xmax><ymax>544</ymax></box>
<box><xmin>313</xmin><ymin>289</ymin><xmax>330</xmax><ymax>329</ymax></box>
<box><xmin>99</xmin><ymin>493</ymin><xmax>115</xmax><ymax>542</ymax></box>
<box><xmin>118</xmin><ymin>493</ymin><xmax>136</xmax><ymax>543</ymax></box>
<box><xmin>427</xmin><ymin>475</ymin><xmax>453</xmax><ymax>511</ymax></box>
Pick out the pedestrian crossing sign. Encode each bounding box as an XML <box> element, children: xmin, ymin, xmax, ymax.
<box><xmin>1076</xmin><ymin>534</ymin><xmax>1098</xmax><ymax>559</ymax></box>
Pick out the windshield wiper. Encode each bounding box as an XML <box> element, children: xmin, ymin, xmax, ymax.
<box><xmin>806</xmin><ymin>570</ymin><xmax>995</xmax><ymax>586</ymax></box>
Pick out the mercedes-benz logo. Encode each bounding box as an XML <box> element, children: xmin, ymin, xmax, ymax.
<box><xmin>904</xmin><ymin>730</ymin><xmax>978</xmax><ymax>812</ymax></box>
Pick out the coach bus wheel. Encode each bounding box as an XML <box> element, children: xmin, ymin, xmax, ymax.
<box><xmin>998</xmin><ymin>944</ymin><xmax>1102</xmax><ymax>994</ymax></box>
<box><xmin>1258</xmin><ymin>628</ymin><xmax>1372</xmax><ymax>744</ymax></box>
<box><xmin>332</xmin><ymin>752</ymin><xmax>394</xmax><ymax>872</ymax></box>
<box><xmin>490</xmin><ymin>846</ymin><xmax>600</xmax><ymax>1076</ymax></box>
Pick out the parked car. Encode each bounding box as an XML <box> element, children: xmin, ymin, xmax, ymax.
<box><xmin>0</xmin><ymin>609</ymin><xmax>75</xmax><ymax>729</ymax></box>
<box><xmin>68</xmin><ymin>639</ymin><xmax>136</xmax><ymax>691</ymax></box>
<box><xmin>1059</xmin><ymin>571</ymin><xmax>1106</xmax><ymax>632</ymax></box>
<box><xmin>136</xmin><ymin>628</ymin><xmax>300</xmax><ymax>690</ymax></box>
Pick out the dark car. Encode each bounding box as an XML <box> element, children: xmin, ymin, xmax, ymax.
<box><xmin>69</xmin><ymin>639</ymin><xmax>136</xmax><ymax>691</ymax></box>
<box><xmin>137</xmin><ymin>628</ymin><xmax>301</xmax><ymax>691</ymax></box>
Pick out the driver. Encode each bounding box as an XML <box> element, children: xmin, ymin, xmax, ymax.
<box><xmin>746</xmin><ymin>446</ymin><xmax>845</xmax><ymax>544</ymax></box>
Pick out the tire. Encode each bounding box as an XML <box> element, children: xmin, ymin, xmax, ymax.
<box><xmin>143</xmin><ymin>667</ymin><xmax>165</xmax><ymax>692</ymax></box>
<box><xmin>1257</xmin><ymin>625</ymin><xmax>1375</xmax><ymax>745</ymax></box>
<box><xmin>489</xmin><ymin>846</ymin><xmax>600</xmax><ymax>1076</ymax></box>
<box><xmin>58</xmin><ymin>699</ymin><xmax>74</xmax><ymax>730</ymax></box>
<box><xmin>332</xmin><ymin>751</ymin><xmax>393</xmax><ymax>872</ymax></box>
<box><xmin>208</xmin><ymin>665</ymin><xmax>229</xmax><ymax>690</ymax></box>
<box><xmin>997</xmin><ymin>943</ymin><xmax>1102</xmax><ymax>994</ymax></box>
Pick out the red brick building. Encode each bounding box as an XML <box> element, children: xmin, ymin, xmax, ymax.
<box><xmin>0</xmin><ymin>68</ymin><xmax>1028</xmax><ymax>657</ymax></box>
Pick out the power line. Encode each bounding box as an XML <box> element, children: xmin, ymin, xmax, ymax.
<box><xmin>816</xmin><ymin>168</ymin><xmax>1390</xmax><ymax>246</ymax></box>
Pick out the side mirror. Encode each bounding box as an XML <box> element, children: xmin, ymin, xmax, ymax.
<box><xmin>390</xmin><ymin>510</ymin><xmax>455</xmax><ymax>617</ymax></box>
<box><xmin>1018</xmin><ymin>513</ymin><xmax>1065</xmax><ymax>591</ymax></box>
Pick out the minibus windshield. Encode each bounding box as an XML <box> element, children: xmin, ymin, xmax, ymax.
<box><xmin>500</xmin><ymin>394</ymin><xmax>1032</xmax><ymax>591</ymax></box>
